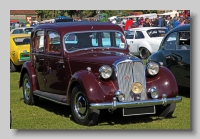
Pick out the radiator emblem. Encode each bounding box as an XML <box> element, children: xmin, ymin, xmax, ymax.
<box><xmin>124</xmin><ymin>75</ymin><xmax>130</xmax><ymax>80</ymax></box>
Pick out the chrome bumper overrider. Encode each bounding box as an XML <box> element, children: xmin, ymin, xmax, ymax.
<box><xmin>90</xmin><ymin>95</ymin><xmax>182</xmax><ymax>110</ymax></box>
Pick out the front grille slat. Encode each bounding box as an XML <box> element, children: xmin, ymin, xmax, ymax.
<box><xmin>116</xmin><ymin>61</ymin><xmax>146</xmax><ymax>102</ymax></box>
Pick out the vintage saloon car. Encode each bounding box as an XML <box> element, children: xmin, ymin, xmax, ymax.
<box><xmin>126</xmin><ymin>27</ymin><xmax>168</xmax><ymax>59</ymax></box>
<box><xmin>19</xmin><ymin>22</ymin><xmax>182</xmax><ymax>126</ymax></box>
<box><xmin>10</xmin><ymin>34</ymin><xmax>30</xmax><ymax>72</ymax></box>
<box><xmin>147</xmin><ymin>24</ymin><xmax>190</xmax><ymax>90</ymax></box>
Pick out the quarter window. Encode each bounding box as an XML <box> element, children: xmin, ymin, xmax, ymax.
<box><xmin>33</xmin><ymin>30</ymin><xmax>44</xmax><ymax>52</ymax></box>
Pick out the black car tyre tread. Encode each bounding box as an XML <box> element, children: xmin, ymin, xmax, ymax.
<box><xmin>71</xmin><ymin>85</ymin><xmax>100</xmax><ymax>126</ymax></box>
<box><xmin>156</xmin><ymin>103</ymin><xmax>176</xmax><ymax>118</ymax></box>
<box><xmin>22</xmin><ymin>73</ymin><xmax>39</xmax><ymax>105</ymax></box>
<box><xmin>10</xmin><ymin>60</ymin><xmax>17</xmax><ymax>72</ymax></box>
<box><xmin>139</xmin><ymin>47</ymin><xmax>150</xmax><ymax>59</ymax></box>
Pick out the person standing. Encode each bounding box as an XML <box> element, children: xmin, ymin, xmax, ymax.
<box><xmin>143</xmin><ymin>18</ymin><xmax>150</xmax><ymax>27</ymax></box>
<box><xmin>179</xmin><ymin>18</ymin><xmax>185</xmax><ymax>26</ymax></box>
<box><xmin>15</xmin><ymin>22</ymin><xmax>20</xmax><ymax>28</ymax></box>
<box><xmin>153</xmin><ymin>17</ymin><xmax>159</xmax><ymax>27</ymax></box>
<box><xmin>175</xmin><ymin>17</ymin><xmax>181</xmax><ymax>27</ymax></box>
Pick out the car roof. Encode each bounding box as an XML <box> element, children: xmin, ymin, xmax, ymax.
<box><xmin>35</xmin><ymin>22</ymin><xmax>120</xmax><ymax>29</ymax></box>
<box><xmin>13</xmin><ymin>27</ymin><xmax>34</xmax><ymax>29</ymax></box>
<box><xmin>129</xmin><ymin>27</ymin><xmax>167</xmax><ymax>31</ymax></box>
<box><xmin>10</xmin><ymin>34</ymin><xmax>30</xmax><ymax>38</ymax></box>
<box><xmin>168</xmin><ymin>24</ymin><xmax>190</xmax><ymax>32</ymax></box>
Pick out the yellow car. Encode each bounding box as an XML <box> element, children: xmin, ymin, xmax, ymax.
<box><xmin>10</xmin><ymin>34</ymin><xmax>30</xmax><ymax>72</ymax></box>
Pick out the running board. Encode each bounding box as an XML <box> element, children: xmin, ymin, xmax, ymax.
<box><xmin>33</xmin><ymin>90</ymin><xmax>69</xmax><ymax>106</ymax></box>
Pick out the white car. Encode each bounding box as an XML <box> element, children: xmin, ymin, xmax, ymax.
<box><xmin>126</xmin><ymin>27</ymin><xmax>168</xmax><ymax>59</ymax></box>
<box><xmin>10</xmin><ymin>27</ymin><xmax>34</xmax><ymax>35</ymax></box>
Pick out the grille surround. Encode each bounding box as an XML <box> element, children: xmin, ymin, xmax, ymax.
<box><xmin>113</xmin><ymin>57</ymin><xmax>147</xmax><ymax>102</ymax></box>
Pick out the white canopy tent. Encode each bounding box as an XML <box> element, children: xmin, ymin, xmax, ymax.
<box><xmin>157</xmin><ymin>11</ymin><xmax>179</xmax><ymax>17</ymax></box>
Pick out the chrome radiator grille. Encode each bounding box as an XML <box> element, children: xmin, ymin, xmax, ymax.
<box><xmin>115</xmin><ymin>60</ymin><xmax>146</xmax><ymax>102</ymax></box>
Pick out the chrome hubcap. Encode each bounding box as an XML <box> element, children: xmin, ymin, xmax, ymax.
<box><xmin>23</xmin><ymin>78</ymin><xmax>30</xmax><ymax>100</ymax></box>
<box><xmin>74</xmin><ymin>92</ymin><xmax>87</xmax><ymax>119</ymax></box>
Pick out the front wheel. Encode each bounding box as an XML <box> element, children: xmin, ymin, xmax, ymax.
<box><xmin>139</xmin><ymin>47</ymin><xmax>150</xmax><ymax>59</ymax></box>
<box><xmin>71</xmin><ymin>85</ymin><xmax>100</xmax><ymax>126</ymax></box>
<box><xmin>22</xmin><ymin>73</ymin><xmax>39</xmax><ymax>105</ymax></box>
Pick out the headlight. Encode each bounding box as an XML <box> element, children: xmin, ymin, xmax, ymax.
<box><xmin>146</xmin><ymin>62</ymin><xmax>159</xmax><ymax>76</ymax></box>
<box><xmin>99</xmin><ymin>65</ymin><xmax>112</xmax><ymax>79</ymax></box>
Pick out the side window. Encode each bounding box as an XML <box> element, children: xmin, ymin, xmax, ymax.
<box><xmin>163</xmin><ymin>32</ymin><xmax>177</xmax><ymax>50</ymax></box>
<box><xmin>115</xmin><ymin>32</ymin><xmax>125</xmax><ymax>48</ymax></box>
<box><xmin>33</xmin><ymin>30</ymin><xmax>44</xmax><ymax>52</ymax></box>
<box><xmin>125</xmin><ymin>31</ymin><xmax>135</xmax><ymax>39</ymax></box>
<box><xmin>177</xmin><ymin>32</ymin><xmax>190</xmax><ymax>50</ymax></box>
<box><xmin>47</xmin><ymin>31</ymin><xmax>61</xmax><ymax>53</ymax></box>
<box><xmin>13</xmin><ymin>29</ymin><xmax>23</xmax><ymax>34</ymax></box>
<box><xmin>135</xmin><ymin>31</ymin><xmax>144</xmax><ymax>39</ymax></box>
<box><xmin>91</xmin><ymin>33</ymin><xmax>98</xmax><ymax>46</ymax></box>
<box><xmin>101</xmin><ymin>32</ymin><xmax>111</xmax><ymax>47</ymax></box>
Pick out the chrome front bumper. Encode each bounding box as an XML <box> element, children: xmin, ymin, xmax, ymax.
<box><xmin>90</xmin><ymin>95</ymin><xmax>182</xmax><ymax>110</ymax></box>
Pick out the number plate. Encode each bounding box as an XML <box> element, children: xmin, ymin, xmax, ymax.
<box><xmin>123</xmin><ymin>106</ymin><xmax>156</xmax><ymax>116</ymax></box>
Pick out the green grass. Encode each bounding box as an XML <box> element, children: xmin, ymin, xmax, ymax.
<box><xmin>10</xmin><ymin>71</ymin><xmax>190</xmax><ymax>130</ymax></box>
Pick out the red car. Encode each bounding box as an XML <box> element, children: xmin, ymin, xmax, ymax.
<box><xmin>18</xmin><ymin>22</ymin><xmax>182</xmax><ymax>126</ymax></box>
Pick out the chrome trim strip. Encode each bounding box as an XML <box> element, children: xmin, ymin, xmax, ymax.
<box><xmin>89</xmin><ymin>96</ymin><xmax>182</xmax><ymax>110</ymax></box>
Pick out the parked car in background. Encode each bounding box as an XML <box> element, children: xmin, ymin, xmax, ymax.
<box><xmin>18</xmin><ymin>22</ymin><xmax>182</xmax><ymax>126</ymax></box>
<box><xmin>10</xmin><ymin>34</ymin><xmax>30</xmax><ymax>72</ymax></box>
<box><xmin>147</xmin><ymin>24</ymin><xmax>190</xmax><ymax>90</ymax></box>
<box><xmin>10</xmin><ymin>27</ymin><xmax>34</xmax><ymax>34</ymax></box>
<box><xmin>126</xmin><ymin>27</ymin><xmax>168</xmax><ymax>59</ymax></box>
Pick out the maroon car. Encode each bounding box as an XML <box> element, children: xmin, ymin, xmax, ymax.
<box><xmin>18</xmin><ymin>22</ymin><xmax>182</xmax><ymax>126</ymax></box>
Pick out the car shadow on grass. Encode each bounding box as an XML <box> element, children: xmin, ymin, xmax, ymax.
<box><xmin>96</xmin><ymin>110</ymin><xmax>177</xmax><ymax>126</ymax></box>
<box><xmin>35</xmin><ymin>98</ymin><xmax>177</xmax><ymax>126</ymax></box>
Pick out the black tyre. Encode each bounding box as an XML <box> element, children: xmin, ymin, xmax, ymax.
<box><xmin>139</xmin><ymin>47</ymin><xmax>150</xmax><ymax>59</ymax></box>
<box><xmin>10</xmin><ymin>60</ymin><xmax>17</xmax><ymax>72</ymax></box>
<box><xmin>22</xmin><ymin>73</ymin><xmax>39</xmax><ymax>105</ymax></box>
<box><xmin>156</xmin><ymin>103</ymin><xmax>176</xmax><ymax>118</ymax></box>
<box><xmin>71</xmin><ymin>85</ymin><xmax>100</xmax><ymax>126</ymax></box>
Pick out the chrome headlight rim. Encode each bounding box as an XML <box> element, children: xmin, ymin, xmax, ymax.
<box><xmin>146</xmin><ymin>62</ymin><xmax>160</xmax><ymax>76</ymax></box>
<box><xmin>99</xmin><ymin>65</ymin><xmax>113</xmax><ymax>79</ymax></box>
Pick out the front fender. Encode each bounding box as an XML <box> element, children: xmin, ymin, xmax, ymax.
<box><xmin>146</xmin><ymin>66</ymin><xmax>178</xmax><ymax>98</ymax></box>
<box><xmin>19</xmin><ymin>61</ymin><xmax>38</xmax><ymax>91</ymax></box>
<box><xmin>66</xmin><ymin>70</ymin><xmax>116</xmax><ymax>104</ymax></box>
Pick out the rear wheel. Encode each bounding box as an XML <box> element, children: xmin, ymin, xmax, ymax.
<box><xmin>156</xmin><ymin>103</ymin><xmax>176</xmax><ymax>118</ymax></box>
<box><xmin>71</xmin><ymin>85</ymin><xmax>100</xmax><ymax>126</ymax></box>
<box><xmin>22</xmin><ymin>73</ymin><xmax>39</xmax><ymax>105</ymax></box>
<box><xmin>139</xmin><ymin>47</ymin><xmax>150</xmax><ymax>59</ymax></box>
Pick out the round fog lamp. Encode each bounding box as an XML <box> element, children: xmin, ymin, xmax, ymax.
<box><xmin>118</xmin><ymin>94</ymin><xmax>125</xmax><ymax>102</ymax></box>
<box><xmin>148</xmin><ymin>87</ymin><xmax>159</xmax><ymax>99</ymax></box>
<box><xmin>131</xmin><ymin>82</ymin><xmax>142</xmax><ymax>94</ymax></box>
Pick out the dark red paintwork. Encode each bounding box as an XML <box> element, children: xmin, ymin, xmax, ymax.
<box><xmin>19</xmin><ymin>22</ymin><xmax>178</xmax><ymax>105</ymax></box>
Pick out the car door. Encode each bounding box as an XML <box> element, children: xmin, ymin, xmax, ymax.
<box><xmin>126</xmin><ymin>31</ymin><xmax>139</xmax><ymax>54</ymax></box>
<box><xmin>32</xmin><ymin>30</ymin><xmax>46</xmax><ymax>91</ymax></box>
<box><xmin>161</xmin><ymin>31</ymin><xmax>190</xmax><ymax>87</ymax></box>
<box><xmin>44</xmin><ymin>30</ymin><xmax>68</xmax><ymax>95</ymax></box>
